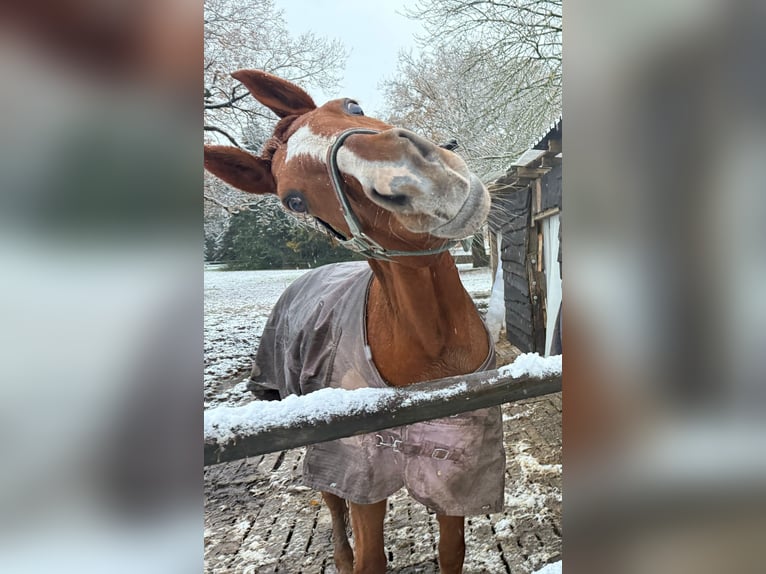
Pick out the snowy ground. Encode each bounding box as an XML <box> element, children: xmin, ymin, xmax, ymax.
<box><xmin>204</xmin><ymin>394</ymin><xmax>561</xmax><ymax>574</ymax></box>
<box><xmin>203</xmin><ymin>263</ymin><xmax>561</xmax><ymax>573</ymax></box>
<box><xmin>204</xmin><ymin>267</ymin><xmax>310</xmax><ymax>408</ymax></box>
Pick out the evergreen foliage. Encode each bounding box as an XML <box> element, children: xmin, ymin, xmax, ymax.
<box><xmin>204</xmin><ymin>234</ymin><xmax>218</xmax><ymax>262</ymax></box>
<box><xmin>217</xmin><ymin>199</ymin><xmax>362</xmax><ymax>269</ymax></box>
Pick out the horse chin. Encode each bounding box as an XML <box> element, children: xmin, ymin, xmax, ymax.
<box><xmin>426</xmin><ymin>173</ymin><xmax>490</xmax><ymax>239</ymax></box>
<box><xmin>385</xmin><ymin>173</ymin><xmax>489</xmax><ymax>240</ymax></box>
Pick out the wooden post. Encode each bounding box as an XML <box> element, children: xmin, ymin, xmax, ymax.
<box><xmin>535</xmin><ymin>178</ymin><xmax>543</xmax><ymax>216</ymax></box>
<box><xmin>527</xmin><ymin>225</ymin><xmax>547</xmax><ymax>354</ymax></box>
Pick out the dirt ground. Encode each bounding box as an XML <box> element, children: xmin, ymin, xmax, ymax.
<box><xmin>204</xmin><ymin>341</ymin><xmax>562</xmax><ymax>574</ymax></box>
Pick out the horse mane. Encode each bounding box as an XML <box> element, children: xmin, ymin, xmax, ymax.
<box><xmin>261</xmin><ymin>114</ymin><xmax>301</xmax><ymax>161</ymax></box>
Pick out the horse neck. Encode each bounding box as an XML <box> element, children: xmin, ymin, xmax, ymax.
<box><xmin>366</xmin><ymin>252</ymin><xmax>490</xmax><ymax>387</ymax></box>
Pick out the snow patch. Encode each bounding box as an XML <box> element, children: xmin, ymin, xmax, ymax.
<box><xmin>456</xmin><ymin>266</ymin><xmax>492</xmax><ymax>296</ymax></box>
<box><xmin>233</xmin><ymin>519</ymin><xmax>251</xmax><ymax>535</ymax></box>
<box><xmin>205</xmin><ymin>386</ymin><xmax>397</xmax><ymax>443</ymax></box>
<box><xmin>399</xmin><ymin>382</ymin><xmax>468</xmax><ymax>407</ymax></box>
<box><xmin>503</xmin><ymin>409</ymin><xmax>532</xmax><ymax>422</ymax></box>
<box><xmin>494</xmin><ymin>517</ymin><xmax>513</xmax><ymax>538</ymax></box>
<box><xmin>504</xmin><ymin>441</ymin><xmax>562</xmax><ymax>524</ymax></box>
<box><xmin>236</xmin><ymin>543</ymin><xmax>273</xmax><ymax>569</ymax></box>
<box><xmin>497</xmin><ymin>353</ymin><xmax>562</xmax><ymax>379</ymax></box>
<box><xmin>204</xmin><ymin>380</ymin><xmax>474</xmax><ymax>444</ymax></box>
<box><xmin>484</xmin><ymin>236</ymin><xmax>505</xmax><ymax>341</ymax></box>
<box><xmin>516</xmin><ymin>441</ymin><xmax>562</xmax><ymax>475</ymax></box>
<box><xmin>505</xmin><ymin>484</ymin><xmax>552</xmax><ymax>515</ymax></box>
<box><xmin>534</xmin><ymin>560</ymin><xmax>562</xmax><ymax>574</ymax></box>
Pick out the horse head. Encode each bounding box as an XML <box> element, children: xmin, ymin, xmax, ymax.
<box><xmin>204</xmin><ymin>70</ymin><xmax>490</xmax><ymax>261</ymax></box>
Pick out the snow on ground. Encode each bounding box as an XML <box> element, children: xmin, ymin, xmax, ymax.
<box><xmin>204</xmin><ymin>263</ymin><xmax>492</xmax><ymax>409</ymax></box>
<box><xmin>455</xmin><ymin>263</ymin><xmax>492</xmax><ymax>298</ymax></box>
<box><xmin>485</xmin><ymin>257</ymin><xmax>506</xmax><ymax>342</ymax></box>
<box><xmin>534</xmin><ymin>561</ymin><xmax>562</xmax><ymax>574</ymax></box>
<box><xmin>205</xmin><ymin>394</ymin><xmax>563</xmax><ymax>573</ymax></box>
<box><xmin>504</xmin><ymin>441</ymin><xmax>562</xmax><ymax>525</ymax></box>
<box><xmin>204</xmin><ymin>267</ymin><xmax>310</xmax><ymax>407</ymax></box>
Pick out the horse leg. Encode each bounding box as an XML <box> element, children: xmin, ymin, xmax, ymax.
<box><xmin>322</xmin><ymin>492</ymin><xmax>354</xmax><ymax>574</ymax></box>
<box><xmin>349</xmin><ymin>499</ymin><xmax>387</xmax><ymax>574</ymax></box>
<box><xmin>436</xmin><ymin>514</ymin><xmax>465</xmax><ymax>574</ymax></box>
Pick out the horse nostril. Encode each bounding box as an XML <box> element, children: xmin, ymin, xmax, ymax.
<box><xmin>396</xmin><ymin>129</ymin><xmax>437</xmax><ymax>159</ymax></box>
<box><xmin>372</xmin><ymin>187</ymin><xmax>410</xmax><ymax>208</ymax></box>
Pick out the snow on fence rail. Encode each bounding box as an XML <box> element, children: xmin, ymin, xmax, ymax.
<box><xmin>204</xmin><ymin>353</ymin><xmax>562</xmax><ymax>466</ymax></box>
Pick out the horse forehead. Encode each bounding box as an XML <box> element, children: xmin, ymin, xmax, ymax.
<box><xmin>284</xmin><ymin>104</ymin><xmax>391</xmax><ymax>166</ymax></box>
<box><xmin>284</xmin><ymin>124</ymin><xmax>334</xmax><ymax>165</ymax></box>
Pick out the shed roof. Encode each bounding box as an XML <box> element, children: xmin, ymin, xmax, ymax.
<box><xmin>532</xmin><ymin>117</ymin><xmax>563</xmax><ymax>151</ymax></box>
<box><xmin>489</xmin><ymin>117</ymin><xmax>562</xmax><ymax>195</ymax></box>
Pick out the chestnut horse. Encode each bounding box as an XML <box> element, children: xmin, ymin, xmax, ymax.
<box><xmin>204</xmin><ymin>70</ymin><xmax>504</xmax><ymax>574</ymax></box>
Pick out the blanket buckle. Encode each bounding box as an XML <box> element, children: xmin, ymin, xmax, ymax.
<box><xmin>375</xmin><ymin>434</ymin><xmax>401</xmax><ymax>452</ymax></box>
<box><xmin>431</xmin><ymin>448</ymin><xmax>450</xmax><ymax>460</ymax></box>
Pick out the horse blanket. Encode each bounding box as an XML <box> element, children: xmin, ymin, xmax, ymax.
<box><xmin>250</xmin><ymin>261</ymin><xmax>505</xmax><ymax>515</ymax></box>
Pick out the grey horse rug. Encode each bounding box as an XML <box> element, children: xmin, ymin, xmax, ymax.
<box><xmin>249</xmin><ymin>261</ymin><xmax>505</xmax><ymax>516</ymax></box>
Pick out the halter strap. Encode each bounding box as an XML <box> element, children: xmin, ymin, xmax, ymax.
<box><xmin>324</xmin><ymin>128</ymin><xmax>459</xmax><ymax>261</ymax></box>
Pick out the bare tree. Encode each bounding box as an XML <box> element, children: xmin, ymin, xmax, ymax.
<box><xmin>381</xmin><ymin>46</ymin><xmax>553</xmax><ymax>179</ymax></box>
<box><xmin>204</xmin><ymin>0</ymin><xmax>347</xmax><ymax>148</ymax></box>
<box><xmin>381</xmin><ymin>0</ymin><xmax>561</xmax><ymax>178</ymax></box>
<box><xmin>406</xmin><ymin>0</ymin><xmax>561</xmax><ymax>101</ymax></box>
<box><xmin>203</xmin><ymin>0</ymin><xmax>348</xmax><ymax>242</ymax></box>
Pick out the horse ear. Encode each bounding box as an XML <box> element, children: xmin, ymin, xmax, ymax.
<box><xmin>231</xmin><ymin>69</ymin><xmax>316</xmax><ymax>118</ymax></box>
<box><xmin>204</xmin><ymin>145</ymin><xmax>277</xmax><ymax>195</ymax></box>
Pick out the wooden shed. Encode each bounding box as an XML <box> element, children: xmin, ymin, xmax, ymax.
<box><xmin>488</xmin><ymin>118</ymin><xmax>562</xmax><ymax>355</ymax></box>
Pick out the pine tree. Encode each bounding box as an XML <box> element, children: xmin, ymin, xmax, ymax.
<box><xmin>219</xmin><ymin>199</ymin><xmax>362</xmax><ymax>269</ymax></box>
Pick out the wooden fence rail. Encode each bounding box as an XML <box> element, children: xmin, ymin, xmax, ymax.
<box><xmin>204</xmin><ymin>366</ymin><xmax>561</xmax><ymax>466</ymax></box>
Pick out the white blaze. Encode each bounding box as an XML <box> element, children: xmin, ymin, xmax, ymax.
<box><xmin>285</xmin><ymin>125</ymin><xmax>333</xmax><ymax>164</ymax></box>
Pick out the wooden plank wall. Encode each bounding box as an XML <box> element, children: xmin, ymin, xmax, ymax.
<box><xmin>541</xmin><ymin>164</ymin><xmax>562</xmax><ymax>212</ymax></box>
<box><xmin>489</xmin><ymin>188</ymin><xmax>537</xmax><ymax>352</ymax></box>
<box><xmin>488</xmin><ymin>126</ymin><xmax>562</xmax><ymax>355</ymax></box>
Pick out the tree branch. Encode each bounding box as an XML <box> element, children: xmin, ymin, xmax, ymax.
<box><xmin>204</xmin><ymin>90</ymin><xmax>249</xmax><ymax>110</ymax></box>
<box><xmin>204</xmin><ymin>194</ymin><xmax>268</xmax><ymax>215</ymax></box>
<box><xmin>204</xmin><ymin>194</ymin><xmax>239</xmax><ymax>214</ymax></box>
<box><xmin>204</xmin><ymin>125</ymin><xmax>240</xmax><ymax>147</ymax></box>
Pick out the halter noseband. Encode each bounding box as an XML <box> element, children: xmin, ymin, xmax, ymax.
<box><xmin>323</xmin><ymin>128</ymin><xmax>459</xmax><ymax>261</ymax></box>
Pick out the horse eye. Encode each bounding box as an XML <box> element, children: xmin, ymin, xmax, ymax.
<box><xmin>285</xmin><ymin>194</ymin><xmax>307</xmax><ymax>213</ymax></box>
<box><xmin>346</xmin><ymin>100</ymin><xmax>364</xmax><ymax>116</ymax></box>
